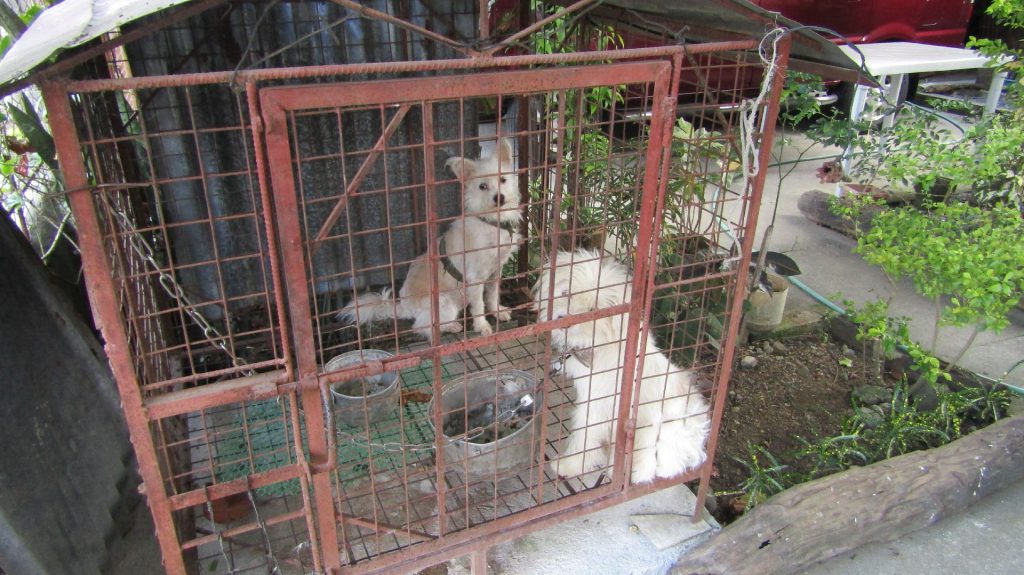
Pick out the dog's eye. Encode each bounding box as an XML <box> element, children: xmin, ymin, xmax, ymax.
<box><xmin>479</xmin><ymin>183</ymin><xmax>489</xmax><ymax>191</ymax></box>
<box><xmin>500</xmin><ymin>177</ymin><xmax>507</xmax><ymax>184</ymax></box>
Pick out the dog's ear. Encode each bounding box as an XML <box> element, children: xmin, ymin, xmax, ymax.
<box><xmin>496</xmin><ymin>138</ymin><xmax>513</xmax><ymax>165</ymax></box>
<box><xmin>445</xmin><ymin>157</ymin><xmax>477</xmax><ymax>183</ymax></box>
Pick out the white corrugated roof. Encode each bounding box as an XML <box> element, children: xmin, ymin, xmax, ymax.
<box><xmin>0</xmin><ymin>0</ymin><xmax>192</xmax><ymax>86</ymax></box>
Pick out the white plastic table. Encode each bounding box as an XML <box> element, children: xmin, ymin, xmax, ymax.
<box><xmin>838</xmin><ymin>42</ymin><xmax>1008</xmax><ymax>124</ymax></box>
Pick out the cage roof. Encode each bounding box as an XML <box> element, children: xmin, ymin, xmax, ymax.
<box><xmin>0</xmin><ymin>0</ymin><xmax>869</xmax><ymax>93</ymax></box>
<box><xmin>0</xmin><ymin>0</ymin><xmax>193</xmax><ymax>87</ymax></box>
<box><xmin>586</xmin><ymin>0</ymin><xmax>870</xmax><ymax>81</ymax></box>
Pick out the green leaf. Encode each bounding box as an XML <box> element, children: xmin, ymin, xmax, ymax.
<box><xmin>8</xmin><ymin>94</ymin><xmax>58</xmax><ymax>172</ymax></box>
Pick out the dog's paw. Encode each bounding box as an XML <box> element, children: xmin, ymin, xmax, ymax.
<box><xmin>440</xmin><ymin>321</ymin><xmax>462</xmax><ymax>334</ymax></box>
<box><xmin>474</xmin><ymin>320</ymin><xmax>493</xmax><ymax>336</ymax></box>
<box><xmin>653</xmin><ymin>419</ymin><xmax>710</xmax><ymax>479</ymax></box>
<box><xmin>654</xmin><ymin>441</ymin><xmax>707</xmax><ymax>479</ymax></box>
<box><xmin>495</xmin><ymin>306</ymin><xmax>512</xmax><ymax>322</ymax></box>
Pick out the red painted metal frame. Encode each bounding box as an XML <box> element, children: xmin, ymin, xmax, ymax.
<box><xmin>692</xmin><ymin>34</ymin><xmax>794</xmax><ymax>515</ymax></box>
<box><xmin>41</xmin><ymin>80</ymin><xmax>193</xmax><ymax>574</ymax></box>
<box><xmin>259</xmin><ymin>58</ymin><xmax>678</xmax><ymax>573</ymax></box>
<box><xmin>38</xmin><ymin>35</ymin><xmax>788</xmax><ymax>574</ymax></box>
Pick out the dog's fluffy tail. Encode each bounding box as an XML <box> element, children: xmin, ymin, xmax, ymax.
<box><xmin>337</xmin><ymin>288</ymin><xmax>399</xmax><ymax>324</ymax></box>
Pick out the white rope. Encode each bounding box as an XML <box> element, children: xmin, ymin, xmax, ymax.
<box><xmin>738</xmin><ymin>27</ymin><xmax>786</xmax><ymax>194</ymax></box>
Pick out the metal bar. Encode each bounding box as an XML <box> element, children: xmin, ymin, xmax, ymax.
<box><xmin>40</xmin><ymin>80</ymin><xmax>189</xmax><ymax>575</ymax></box>
<box><xmin>609</xmin><ymin>60</ymin><xmax>674</xmax><ymax>488</ymax></box>
<box><xmin>471</xmin><ymin>549</ymin><xmax>489</xmax><ymax>575</ymax></box>
<box><xmin>181</xmin><ymin>508</ymin><xmax>307</xmax><ymax>550</ymax></box>
<box><xmin>144</xmin><ymin>370</ymin><xmax>285</xmax><ymax>420</ymax></box>
<box><xmin>290</xmin><ymin>393</ymin><xmax>326</xmax><ymax>574</ymax></box>
<box><xmin>246</xmin><ymin>80</ymin><xmax>295</xmax><ymax>382</ymax></box>
<box><xmin>167</xmin><ymin>464</ymin><xmax>305</xmax><ymax>511</ymax></box>
<box><xmin>139</xmin><ymin>357</ymin><xmax>286</xmax><ymax>393</ymax></box>
<box><xmin>622</xmin><ymin>63</ymin><xmax>684</xmax><ymax>490</ymax></box>
<box><xmin>310</xmin><ymin>102</ymin><xmax>413</xmax><ymax>250</ymax></box>
<box><xmin>336</xmin><ymin>514</ymin><xmax>436</xmax><ymax>543</ymax></box>
<box><xmin>328</xmin><ymin>0</ymin><xmax>481</xmax><ymax>58</ymax></box>
<box><xmin>260</xmin><ymin>91</ymin><xmax>344</xmax><ymax>570</ymax></box>
<box><xmin>260</xmin><ymin>60</ymin><xmax>673</xmax><ymax>111</ymax></box>
<box><xmin>62</xmin><ymin>44</ymin><xmax>757</xmax><ymax>92</ymax></box>
<box><xmin>478</xmin><ymin>0</ymin><xmax>490</xmax><ymax>41</ymax></box>
<box><xmin>421</xmin><ymin>101</ymin><xmax>450</xmax><ymax>540</ymax></box>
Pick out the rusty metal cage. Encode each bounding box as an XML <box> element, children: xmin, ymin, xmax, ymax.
<box><xmin>39</xmin><ymin>1</ymin><xmax>789</xmax><ymax>573</ymax></box>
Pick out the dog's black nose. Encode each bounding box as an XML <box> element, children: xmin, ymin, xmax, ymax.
<box><xmin>494</xmin><ymin>193</ymin><xmax>505</xmax><ymax>206</ymax></box>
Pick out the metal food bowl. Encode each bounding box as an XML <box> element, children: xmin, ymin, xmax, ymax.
<box><xmin>325</xmin><ymin>349</ymin><xmax>400</xmax><ymax>427</ymax></box>
<box><xmin>429</xmin><ymin>370</ymin><xmax>544</xmax><ymax>480</ymax></box>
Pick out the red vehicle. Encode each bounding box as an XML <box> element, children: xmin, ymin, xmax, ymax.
<box><xmin>754</xmin><ymin>0</ymin><xmax>974</xmax><ymax>47</ymax></box>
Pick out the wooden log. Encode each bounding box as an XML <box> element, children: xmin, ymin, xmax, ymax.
<box><xmin>673</xmin><ymin>415</ymin><xmax>1024</xmax><ymax>575</ymax></box>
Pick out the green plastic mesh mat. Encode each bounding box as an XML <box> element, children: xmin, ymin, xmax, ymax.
<box><xmin>211</xmin><ymin>357</ymin><xmax>460</xmax><ymax>496</ymax></box>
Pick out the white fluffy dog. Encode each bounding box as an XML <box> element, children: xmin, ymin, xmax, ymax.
<box><xmin>534</xmin><ymin>249</ymin><xmax>710</xmax><ymax>484</ymax></box>
<box><xmin>339</xmin><ymin>139</ymin><xmax>521</xmax><ymax>341</ymax></box>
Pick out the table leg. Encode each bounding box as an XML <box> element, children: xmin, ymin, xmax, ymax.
<box><xmin>984</xmin><ymin>70</ymin><xmax>1008</xmax><ymax>116</ymax></box>
<box><xmin>881</xmin><ymin>73</ymin><xmax>907</xmax><ymax>130</ymax></box>
<box><xmin>840</xmin><ymin>84</ymin><xmax>870</xmax><ymax>181</ymax></box>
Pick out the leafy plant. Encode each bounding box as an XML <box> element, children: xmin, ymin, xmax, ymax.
<box><xmin>734</xmin><ymin>442</ymin><xmax>792</xmax><ymax>508</ymax></box>
<box><xmin>733</xmin><ymin>372</ymin><xmax>1011</xmax><ymax>516</ymax></box>
<box><xmin>857</xmin><ymin>382</ymin><xmax>950</xmax><ymax>459</ymax></box>
<box><xmin>794</xmin><ymin>429</ymin><xmax>868</xmax><ymax>479</ymax></box>
<box><xmin>857</xmin><ymin>201</ymin><xmax>1024</xmax><ymax>365</ymax></box>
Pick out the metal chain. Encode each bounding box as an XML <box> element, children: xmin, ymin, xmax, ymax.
<box><xmin>204</xmin><ymin>498</ymin><xmax>238</xmax><ymax>574</ymax></box>
<box><xmin>246</xmin><ymin>487</ymin><xmax>283</xmax><ymax>575</ymax></box>
<box><xmin>103</xmin><ymin>195</ymin><xmax>255</xmax><ymax>376</ymax></box>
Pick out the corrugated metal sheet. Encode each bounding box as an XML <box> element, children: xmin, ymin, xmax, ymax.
<box><xmin>0</xmin><ymin>0</ymin><xmax>867</xmax><ymax>90</ymax></box>
<box><xmin>108</xmin><ymin>0</ymin><xmax>478</xmax><ymax>311</ymax></box>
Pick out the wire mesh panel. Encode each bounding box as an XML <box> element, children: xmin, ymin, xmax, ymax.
<box><xmin>72</xmin><ymin>85</ymin><xmax>285</xmax><ymax>394</ymax></box>
<box><xmin>256</xmin><ymin>57</ymin><xmax>720</xmax><ymax>571</ymax></box>
<box><xmin>43</xmin><ymin>4</ymin><xmax>788</xmax><ymax>569</ymax></box>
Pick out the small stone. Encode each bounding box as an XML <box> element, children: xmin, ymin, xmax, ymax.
<box><xmin>852</xmin><ymin>384</ymin><xmax>892</xmax><ymax>406</ymax></box>
<box><xmin>842</xmin><ymin>346</ymin><xmax>857</xmax><ymax>359</ymax></box>
<box><xmin>772</xmin><ymin>341</ymin><xmax>789</xmax><ymax>354</ymax></box>
<box><xmin>856</xmin><ymin>406</ymin><xmax>885</xmax><ymax>429</ymax></box>
<box><xmin>740</xmin><ymin>356</ymin><xmax>759</xmax><ymax>369</ymax></box>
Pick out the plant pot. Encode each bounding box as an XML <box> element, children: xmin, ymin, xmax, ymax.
<box><xmin>429</xmin><ymin>370</ymin><xmax>543</xmax><ymax>481</ymax></box>
<box><xmin>746</xmin><ymin>272</ymin><xmax>790</xmax><ymax>334</ymax></box>
<box><xmin>914</xmin><ymin>176</ymin><xmax>953</xmax><ymax>205</ymax></box>
<box><xmin>325</xmin><ymin>349</ymin><xmax>401</xmax><ymax>427</ymax></box>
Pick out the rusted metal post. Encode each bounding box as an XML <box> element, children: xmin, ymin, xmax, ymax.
<box><xmin>40</xmin><ymin>79</ymin><xmax>189</xmax><ymax>575</ymax></box>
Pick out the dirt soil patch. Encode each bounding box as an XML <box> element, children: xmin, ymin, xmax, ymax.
<box><xmin>709</xmin><ymin>331</ymin><xmax>878</xmax><ymax>521</ymax></box>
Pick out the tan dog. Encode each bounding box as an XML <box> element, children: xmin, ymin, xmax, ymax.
<box><xmin>339</xmin><ymin>139</ymin><xmax>521</xmax><ymax>341</ymax></box>
<box><xmin>534</xmin><ymin>249</ymin><xmax>710</xmax><ymax>484</ymax></box>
